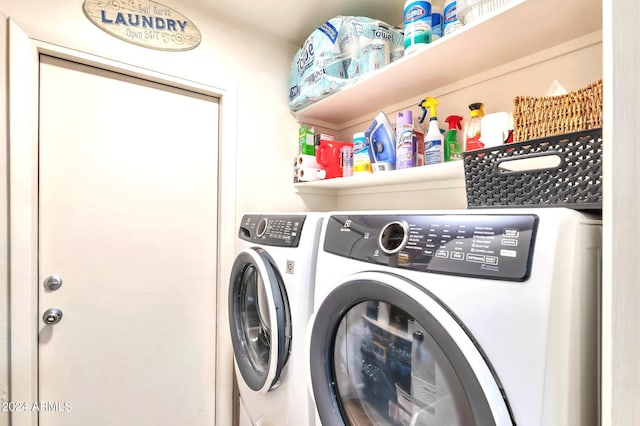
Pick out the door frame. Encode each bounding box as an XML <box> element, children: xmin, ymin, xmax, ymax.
<box><xmin>7</xmin><ymin>19</ymin><xmax>238</xmax><ymax>426</ymax></box>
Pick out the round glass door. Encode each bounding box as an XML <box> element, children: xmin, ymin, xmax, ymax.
<box><xmin>309</xmin><ymin>272</ymin><xmax>513</xmax><ymax>426</ymax></box>
<box><xmin>242</xmin><ymin>262</ymin><xmax>274</xmax><ymax>374</ymax></box>
<box><xmin>334</xmin><ymin>301</ymin><xmax>475</xmax><ymax>425</ymax></box>
<box><xmin>229</xmin><ymin>247</ymin><xmax>291</xmax><ymax>394</ymax></box>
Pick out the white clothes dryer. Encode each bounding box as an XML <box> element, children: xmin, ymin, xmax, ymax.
<box><xmin>308</xmin><ymin>208</ymin><xmax>601</xmax><ymax>426</ymax></box>
<box><xmin>229</xmin><ymin>213</ymin><xmax>323</xmax><ymax>426</ymax></box>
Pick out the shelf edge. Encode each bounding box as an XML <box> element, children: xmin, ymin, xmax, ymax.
<box><xmin>293</xmin><ymin>161</ymin><xmax>465</xmax><ymax>195</ymax></box>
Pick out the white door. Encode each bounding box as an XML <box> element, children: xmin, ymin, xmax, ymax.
<box><xmin>37</xmin><ymin>55</ymin><xmax>219</xmax><ymax>425</ymax></box>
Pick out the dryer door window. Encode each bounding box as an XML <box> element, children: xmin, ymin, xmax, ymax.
<box><xmin>309</xmin><ymin>272</ymin><xmax>513</xmax><ymax>426</ymax></box>
<box><xmin>229</xmin><ymin>247</ymin><xmax>292</xmax><ymax>394</ymax></box>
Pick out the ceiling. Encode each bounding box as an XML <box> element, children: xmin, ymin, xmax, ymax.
<box><xmin>187</xmin><ymin>0</ymin><xmax>404</xmax><ymax>46</ymax></box>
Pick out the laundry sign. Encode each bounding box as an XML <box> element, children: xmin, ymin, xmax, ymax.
<box><xmin>83</xmin><ymin>0</ymin><xmax>201</xmax><ymax>51</ymax></box>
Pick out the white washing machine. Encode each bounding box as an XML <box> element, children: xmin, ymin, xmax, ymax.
<box><xmin>308</xmin><ymin>208</ymin><xmax>601</xmax><ymax>426</ymax></box>
<box><xmin>229</xmin><ymin>213</ymin><xmax>323</xmax><ymax>426</ymax></box>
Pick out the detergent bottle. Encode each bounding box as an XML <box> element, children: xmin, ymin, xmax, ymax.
<box><xmin>465</xmin><ymin>102</ymin><xmax>484</xmax><ymax>151</ymax></box>
<box><xmin>444</xmin><ymin>115</ymin><xmax>463</xmax><ymax>161</ymax></box>
<box><xmin>418</xmin><ymin>97</ymin><xmax>444</xmax><ymax>165</ymax></box>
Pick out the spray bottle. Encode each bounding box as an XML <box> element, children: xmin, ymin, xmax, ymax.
<box><xmin>465</xmin><ymin>102</ymin><xmax>484</xmax><ymax>151</ymax></box>
<box><xmin>395</xmin><ymin>110</ymin><xmax>416</xmax><ymax>169</ymax></box>
<box><xmin>419</xmin><ymin>97</ymin><xmax>444</xmax><ymax>165</ymax></box>
<box><xmin>444</xmin><ymin>115</ymin><xmax>463</xmax><ymax>161</ymax></box>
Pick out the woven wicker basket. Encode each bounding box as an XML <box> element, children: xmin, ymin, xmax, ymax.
<box><xmin>512</xmin><ymin>79</ymin><xmax>602</xmax><ymax>142</ymax></box>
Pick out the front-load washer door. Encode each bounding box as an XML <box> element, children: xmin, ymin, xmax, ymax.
<box><xmin>229</xmin><ymin>247</ymin><xmax>292</xmax><ymax>394</ymax></box>
<box><xmin>309</xmin><ymin>271</ymin><xmax>514</xmax><ymax>426</ymax></box>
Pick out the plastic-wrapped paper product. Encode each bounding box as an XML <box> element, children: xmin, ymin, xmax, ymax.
<box><xmin>289</xmin><ymin>16</ymin><xmax>349</xmax><ymax>111</ymax></box>
<box><xmin>288</xmin><ymin>16</ymin><xmax>404</xmax><ymax>111</ymax></box>
<box><xmin>342</xmin><ymin>17</ymin><xmax>404</xmax><ymax>80</ymax></box>
<box><xmin>390</xmin><ymin>27</ymin><xmax>405</xmax><ymax>63</ymax></box>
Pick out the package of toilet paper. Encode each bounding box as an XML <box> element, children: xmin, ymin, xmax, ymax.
<box><xmin>288</xmin><ymin>16</ymin><xmax>349</xmax><ymax>111</ymax></box>
<box><xmin>288</xmin><ymin>16</ymin><xmax>404</xmax><ymax>111</ymax></box>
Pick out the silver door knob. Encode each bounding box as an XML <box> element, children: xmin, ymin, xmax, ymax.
<box><xmin>42</xmin><ymin>308</ymin><xmax>63</xmax><ymax>325</ymax></box>
<box><xmin>43</xmin><ymin>275</ymin><xmax>63</xmax><ymax>291</ymax></box>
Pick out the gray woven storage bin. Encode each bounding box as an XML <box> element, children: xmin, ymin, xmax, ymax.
<box><xmin>463</xmin><ymin>128</ymin><xmax>602</xmax><ymax>210</ymax></box>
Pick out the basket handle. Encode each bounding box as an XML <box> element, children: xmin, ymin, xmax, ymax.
<box><xmin>495</xmin><ymin>151</ymin><xmax>566</xmax><ymax>175</ymax></box>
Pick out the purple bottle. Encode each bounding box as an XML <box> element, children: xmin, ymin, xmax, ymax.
<box><xmin>395</xmin><ymin>110</ymin><xmax>416</xmax><ymax>169</ymax></box>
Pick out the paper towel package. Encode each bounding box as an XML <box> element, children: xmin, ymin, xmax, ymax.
<box><xmin>289</xmin><ymin>16</ymin><xmax>403</xmax><ymax>111</ymax></box>
<box><xmin>342</xmin><ymin>17</ymin><xmax>400</xmax><ymax>80</ymax></box>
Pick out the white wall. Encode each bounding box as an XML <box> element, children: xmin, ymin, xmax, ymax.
<box><xmin>337</xmin><ymin>41</ymin><xmax>603</xmax><ymax>140</ymax></box>
<box><xmin>0</xmin><ymin>1</ymin><xmax>322</xmax><ymax>425</ymax></box>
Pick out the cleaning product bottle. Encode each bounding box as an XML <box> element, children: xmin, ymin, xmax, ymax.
<box><xmin>431</xmin><ymin>2</ymin><xmax>443</xmax><ymax>41</ymax></box>
<box><xmin>419</xmin><ymin>97</ymin><xmax>444</xmax><ymax>165</ymax></box>
<box><xmin>404</xmin><ymin>0</ymin><xmax>432</xmax><ymax>55</ymax></box>
<box><xmin>443</xmin><ymin>0</ymin><xmax>463</xmax><ymax>36</ymax></box>
<box><xmin>414</xmin><ymin>115</ymin><xmax>426</xmax><ymax>166</ymax></box>
<box><xmin>352</xmin><ymin>132</ymin><xmax>373</xmax><ymax>174</ymax></box>
<box><xmin>444</xmin><ymin>115</ymin><xmax>463</xmax><ymax>161</ymax></box>
<box><xmin>465</xmin><ymin>102</ymin><xmax>484</xmax><ymax>151</ymax></box>
<box><xmin>395</xmin><ymin>110</ymin><xmax>416</xmax><ymax>169</ymax></box>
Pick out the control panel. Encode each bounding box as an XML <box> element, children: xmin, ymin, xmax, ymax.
<box><xmin>323</xmin><ymin>214</ymin><xmax>539</xmax><ymax>281</ymax></box>
<box><xmin>239</xmin><ymin>214</ymin><xmax>306</xmax><ymax>247</ymax></box>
